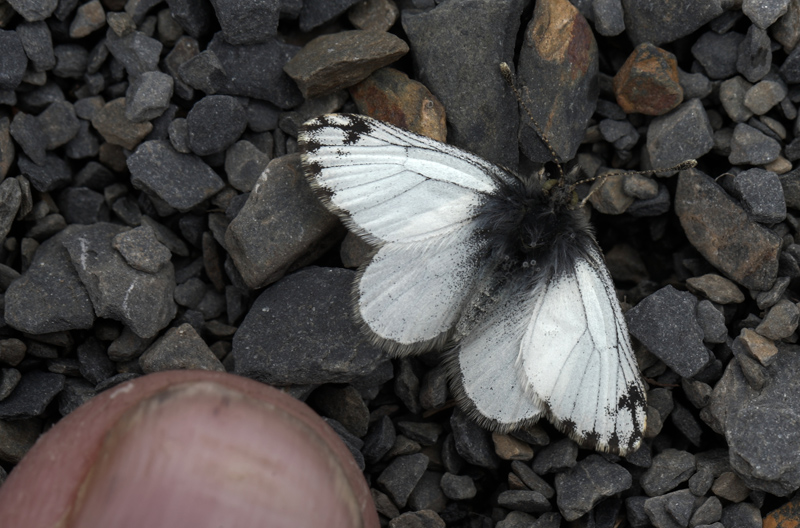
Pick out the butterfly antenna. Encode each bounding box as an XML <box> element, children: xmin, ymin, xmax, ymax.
<box><xmin>499</xmin><ymin>62</ymin><xmax>566</xmax><ymax>185</ymax></box>
<box><xmin>577</xmin><ymin>159</ymin><xmax>697</xmax><ymax>207</ymax></box>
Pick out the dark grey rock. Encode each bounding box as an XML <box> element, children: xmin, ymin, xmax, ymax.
<box><xmin>5</xmin><ymin>226</ymin><xmax>95</xmax><ymax>334</ymax></box>
<box><xmin>208</xmin><ymin>32</ymin><xmax>302</xmax><ymax>109</ymax></box>
<box><xmin>298</xmin><ymin>0</ymin><xmax>361</xmax><ymax>32</ymax></box>
<box><xmin>441</xmin><ymin>434</ymin><xmax>463</xmax><ymax>475</ymax></box>
<box><xmin>0</xmin><ymin>29</ymin><xmax>28</xmax><ymax>90</ymax></box>
<box><xmin>233</xmin><ymin>267</ymin><xmax>391</xmax><ymax>385</ymax></box>
<box><xmin>8</xmin><ymin>0</ymin><xmax>57</xmax><ymax>21</ymax></box>
<box><xmin>695</xmin><ymin>300</ymin><xmax>727</xmax><ymax>344</ymax></box>
<box><xmin>224</xmin><ymin>140</ymin><xmax>269</xmax><ymax>192</ymax></box>
<box><xmin>743</xmin><ymin>0</ymin><xmax>789</xmax><ymax>28</ymax></box>
<box><xmin>402</xmin><ymin>0</ymin><xmax>525</xmax><ymax>169</ymax></box>
<box><xmin>419</xmin><ymin>365</ymin><xmax>448</xmax><ymax>410</ymax></box>
<box><xmin>440</xmin><ymin>472</ymin><xmax>476</xmax><ymax>500</ymax></box>
<box><xmin>780</xmin><ymin>44</ymin><xmax>800</xmax><ymax>83</ymax></box>
<box><xmin>643</xmin><ymin>489</ymin><xmax>695</xmax><ymax>528</ymax></box>
<box><xmin>371</xmin><ymin>488</ymin><xmax>400</xmax><ymax>520</ymax></box>
<box><xmin>0</xmin><ymin>370</ymin><xmax>64</xmax><ymax>419</ymax></box>
<box><xmin>450</xmin><ymin>408</ymin><xmax>498</xmax><ymax>469</ymax></box>
<box><xmin>646</xmin><ymin>99</ymin><xmax>714</xmax><ymax>170</ymax></box>
<box><xmin>745</xmin><ymin>80</ymin><xmax>788</xmax><ymax>115</ymax></box>
<box><xmin>756</xmin><ymin>299</ymin><xmax>800</xmax><ymax>340</ymax></box>
<box><xmin>106</xmin><ymin>11</ymin><xmax>135</xmax><ymax>37</ymax></box>
<box><xmin>76</xmin><ymin>337</ymin><xmax>115</xmax><ymax>385</ymax></box>
<box><xmin>310</xmin><ymin>384</ymin><xmax>369</xmax><ymax>437</ymax></box>
<box><xmin>554</xmin><ymin>454</ymin><xmax>632</xmax><ymax>521</ymax></box>
<box><xmin>593</xmin><ymin>0</ymin><xmax>625</xmax><ymax>36</ymax></box>
<box><xmin>186</xmin><ymin>95</ymin><xmax>246</xmax><ymax>155</ymax></box>
<box><xmin>0</xmin><ymin>369</ymin><xmax>21</xmax><ymax>401</ymax></box>
<box><xmin>627</xmin><ymin>184</ymin><xmax>671</xmax><ymax>217</ymax></box>
<box><xmin>163</xmin><ymin>35</ymin><xmax>199</xmax><ymax>100</ymax></box>
<box><xmin>95</xmin><ymin>373</ymin><xmax>140</xmax><ymax>392</ymax></box>
<box><xmin>599</xmin><ymin>119</ymin><xmax>640</xmax><ymax>151</ymax></box>
<box><xmin>720</xmin><ymin>503</ymin><xmax>761</xmax><ymax>528</ymax></box>
<box><xmin>497</xmin><ymin>490</ymin><xmax>551</xmax><ymax>514</ymax></box>
<box><xmin>245</xmin><ymin>100</ymin><xmax>279</xmax><ymax>132</ymax></box>
<box><xmin>52</xmin><ymin>44</ymin><xmax>88</xmax><ymax>79</ymax></box>
<box><xmin>62</xmin><ymin>223</ymin><xmax>176</xmax><ymax>338</ymax></box>
<box><xmin>20</xmin><ymin>81</ymin><xmax>65</xmax><ymax>110</ymax></box>
<box><xmin>111</xmin><ymin>225</ymin><xmax>171</xmax><ymax>274</ymax></box>
<box><xmin>18</xmin><ymin>154</ymin><xmax>72</xmax><ymax>193</ymax></box>
<box><xmin>729</xmin><ymin>123</ymin><xmax>781</xmax><ymax>165</ymax></box>
<box><xmin>140</xmin><ymin>216</ymin><xmax>189</xmax><ymax>258</ymax></box>
<box><xmin>690</xmin><ymin>496</ymin><xmax>722</xmax><ymax>528</ymax></box>
<box><xmin>671</xmin><ymin>401</ymin><xmax>704</xmax><ymax>447</ymax></box>
<box><xmin>105</xmin><ymin>29</ymin><xmax>162</xmax><ymax>78</ymax></box>
<box><xmin>65</xmin><ymin>121</ymin><xmax>100</xmax><ymax>159</ymax></box>
<box><xmin>626</xmin><ymin>496</ymin><xmax>651</xmax><ymax>528</ymax></box>
<box><xmin>174</xmin><ymin>277</ymin><xmax>206</xmax><ymax>308</ymax></box>
<box><xmin>678</xmin><ymin>70</ymin><xmax>712</xmax><ymax>100</ymax></box>
<box><xmin>168</xmin><ymin>117</ymin><xmax>191</xmax><ymax>153</ymax></box>
<box><xmin>626</xmin><ymin>286</ymin><xmax>709</xmax><ymax>378</ymax></box>
<box><xmin>682</xmin><ymin>377</ymin><xmax>713</xmax><ymax>410</ymax></box>
<box><xmin>73</xmin><ymin>161</ymin><xmax>115</xmax><ymax>190</ymax></box>
<box><xmin>688</xmin><ymin>466</ymin><xmax>714</xmax><ymax>496</ymax></box>
<box><xmin>511</xmin><ymin>460</ymin><xmax>556</xmax><ymax>498</ymax></box>
<box><xmin>10</xmin><ymin>113</ymin><xmax>47</xmax><ymax>165</ymax></box>
<box><xmin>397</xmin><ymin>422</ymin><xmax>442</xmax><ymax>447</ymax></box>
<box><xmin>38</xmin><ymin>100</ymin><xmax>80</xmax><ymax>149</ymax></box>
<box><xmin>125</xmin><ymin>71</ymin><xmax>174</xmax><ymax>122</ymax></box>
<box><xmin>107</xmin><ymin>326</ymin><xmax>153</xmax><ymax>362</ymax></box>
<box><xmin>395</xmin><ymin>358</ymin><xmax>421</xmax><ymax>415</ymax></box>
<box><xmin>92</xmin><ymin>98</ymin><xmax>153</xmax><ymax>150</ymax></box>
<box><xmin>532</xmin><ymin>438</ymin><xmax>579</xmax><ymax>475</ymax></box>
<box><xmin>691</xmin><ymin>31</ymin><xmax>744</xmax><ymax>80</ymax></box>
<box><xmin>178</xmin><ymin>50</ymin><xmax>227</xmax><ymax>94</ymax></box>
<box><xmin>139</xmin><ymin>323</ymin><xmax>225</xmax><ymax>373</ymax></box>
<box><xmin>0</xmin><ymin>417</ymin><xmax>41</xmax><ymax>464</ymax></box>
<box><xmin>675</xmin><ymin>169</ymin><xmax>781</xmax><ymax>291</ymax></box>
<box><xmin>112</xmin><ymin>197</ymin><xmax>142</xmax><ymax>226</ymax></box>
<box><xmin>737</xmin><ymin>25</ymin><xmax>771</xmax><ymax>83</ymax></box>
<box><xmin>496</xmin><ymin>511</ymin><xmax>538</xmax><ymax>528</ymax></box>
<box><xmin>621</xmin><ymin>0</ymin><xmax>723</xmax><ymax>46</ymax></box>
<box><xmin>641</xmin><ymin>448</ymin><xmax>696</xmax><ymax>496</ymax></box>
<box><xmin>225</xmin><ymin>154</ymin><xmax>338</xmax><ymax>289</ymax></box>
<box><xmin>389</xmin><ymin>510</ymin><xmax>445</xmax><ymax>528</ymax></box>
<box><xmin>58</xmin><ymin>377</ymin><xmax>95</xmax><ymax>415</ymax></box>
<box><xmin>363</xmin><ymin>415</ymin><xmax>395</xmax><ymax>464</ymax></box>
<box><xmin>0</xmin><ymin>178</ymin><xmax>20</xmax><ymax>241</ymax></box>
<box><xmin>166</xmin><ymin>0</ymin><xmax>215</xmax><ymax>37</ymax></box>
<box><xmin>209</xmin><ymin>0</ymin><xmax>278</xmax><ymax>45</ymax></box>
<box><xmin>377</xmin><ymin>452</ymin><xmax>429</xmax><ymax>508</ymax></box>
<box><xmin>17</xmin><ymin>21</ymin><xmax>55</xmax><ymax>72</ymax></box>
<box><xmin>128</xmin><ymin>140</ymin><xmax>225</xmax><ymax>212</ymax></box>
<box><xmin>408</xmin><ymin>471</ymin><xmax>447</xmax><ymax>512</ymax></box>
<box><xmin>324</xmin><ymin>417</ymin><xmax>365</xmax><ymax>470</ymax></box>
<box><xmin>58</xmin><ymin>187</ymin><xmax>107</xmax><ymax>225</ymax></box>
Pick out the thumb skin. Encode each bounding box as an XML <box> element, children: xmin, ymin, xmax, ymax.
<box><xmin>0</xmin><ymin>370</ymin><xmax>379</xmax><ymax>528</ymax></box>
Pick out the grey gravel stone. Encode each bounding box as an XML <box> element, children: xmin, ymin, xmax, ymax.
<box><xmin>691</xmin><ymin>31</ymin><xmax>744</xmax><ymax>80</ymax></box>
<box><xmin>105</xmin><ymin>29</ymin><xmax>162</xmax><ymax>78</ymax></box>
<box><xmin>52</xmin><ymin>44</ymin><xmax>88</xmax><ymax>79</ymax></box>
<box><xmin>394</xmin><ymin>358</ymin><xmax>421</xmax><ymax>415</ymax></box>
<box><xmin>729</xmin><ymin>123</ymin><xmax>781</xmax><ymax>165</ymax></box>
<box><xmin>38</xmin><ymin>100</ymin><xmax>80</xmax><ymax>149</ymax></box>
<box><xmin>10</xmin><ymin>112</ymin><xmax>47</xmax><ymax>165</ymax></box>
<box><xmin>5</xmin><ymin>226</ymin><xmax>95</xmax><ymax>334</ymax></box>
<box><xmin>186</xmin><ymin>95</ymin><xmax>246</xmax><ymax>155</ymax></box>
<box><xmin>407</xmin><ymin>471</ymin><xmax>446</xmax><ymax>512</ymax></box>
<box><xmin>62</xmin><ymin>223</ymin><xmax>176</xmax><ymax>338</ymax></box>
<box><xmin>178</xmin><ymin>50</ymin><xmax>227</xmax><ymax>94</ymax></box>
<box><xmin>377</xmin><ymin>453</ymin><xmax>429</xmax><ymax>508</ymax></box>
<box><xmin>233</xmin><ymin>267</ymin><xmax>391</xmax><ymax>386</ymax></box>
<box><xmin>58</xmin><ymin>377</ymin><xmax>95</xmax><ymax>416</ymax></box>
<box><xmin>402</xmin><ymin>0</ymin><xmax>524</xmax><ymax>169</ymax></box>
<box><xmin>0</xmin><ymin>339</ymin><xmax>26</xmax><ymax>367</ymax></box>
<box><xmin>224</xmin><ymin>140</ymin><xmax>269</xmax><ymax>192</ymax></box>
<box><xmin>92</xmin><ymin>97</ymin><xmax>153</xmax><ymax>150</ymax></box>
<box><xmin>76</xmin><ymin>337</ymin><xmax>115</xmax><ymax>385</ymax></box>
<box><xmin>690</xmin><ymin>496</ymin><xmax>722</xmax><ymax>528</ymax></box>
<box><xmin>688</xmin><ymin>466</ymin><xmax>715</xmax><ymax>496</ymax></box>
<box><xmin>0</xmin><ymin>370</ymin><xmax>64</xmax><ymax>419</ymax></box>
<box><xmin>621</xmin><ymin>0</ymin><xmax>723</xmax><ymax>46</ymax></box>
<box><xmin>555</xmin><ymin>454</ymin><xmax>632</xmax><ymax>521</ymax></box>
<box><xmin>626</xmin><ymin>496</ymin><xmax>650</xmax><ymax>528</ymax></box>
<box><xmin>440</xmin><ymin>472</ymin><xmax>476</xmax><ymax>500</ymax></box>
<box><xmin>58</xmin><ymin>187</ymin><xmax>107</xmax><ymax>225</ymax></box>
<box><xmin>532</xmin><ymin>438</ymin><xmax>579</xmax><ymax>475</ymax></box>
<box><xmin>17</xmin><ymin>21</ymin><xmax>55</xmax><ymax>72</ymax></box>
<box><xmin>388</xmin><ymin>510</ymin><xmax>444</xmax><ymax>528</ymax></box>
<box><xmin>737</xmin><ymin>25</ymin><xmax>771</xmax><ymax>83</ymax></box>
<box><xmin>646</xmin><ymin>99</ymin><xmax>714</xmax><ymax>170</ymax></box>
<box><xmin>756</xmin><ymin>299</ymin><xmax>800</xmax><ymax>340</ymax></box>
<box><xmin>641</xmin><ymin>449</ymin><xmax>696</xmax><ymax>496</ymax></box>
<box><xmin>0</xmin><ymin>369</ymin><xmax>21</xmax><ymax>401</ymax></box>
<box><xmin>225</xmin><ymin>154</ymin><xmax>338</xmax><ymax>289</ymax></box>
<box><xmin>744</xmin><ymin>80</ymin><xmax>788</xmax><ymax>116</ymax></box>
<box><xmin>450</xmin><ymin>408</ymin><xmax>498</xmax><ymax>469</ymax></box>
<box><xmin>643</xmin><ymin>489</ymin><xmax>695</xmax><ymax>528</ymax></box>
<box><xmin>497</xmin><ymin>490</ymin><xmax>551</xmax><ymax>514</ymax></box>
<box><xmin>678</xmin><ymin>69</ymin><xmax>712</xmax><ymax>100</ymax></box>
<box><xmin>128</xmin><ymin>140</ymin><xmax>225</xmax><ymax>212</ymax></box>
<box><xmin>112</xmin><ymin>225</ymin><xmax>172</xmax><ymax>274</ymax></box>
<box><xmin>124</xmin><ymin>71</ymin><xmax>174</xmax><ymax>122</ymax></box>
<box><xmin>310</xmin><ymin>384</ymin><xmax>369</xmax><ymax>437</ymax></box>
<box><xmin>17</xmin><ymin>154</ymin><xmax>72</xmax><ymax>193</ymax></box>
<box><xmin>208</xmin><ymin>32</ymin><xmax>302</xmax><ymax>109</ymax></box>
<box><xmin>0</xmin><ymin>29</ymin><xmax>28</xmax><ymax>90</ymax></box>
<box><xmin>165</xmin><ymin>0</ymin><xmax>215</xmax><ymax>38</ymax></box>
<box><xmin>139</xmin><ymin>323</ymin><xmax>224</xmax><ymax>373</ymax></box>
<box><xmin>733</xmin><ymin>168</ymin><xmax>786</xmax><ymax>224</ymax></box>
<box><xmin>168</xmin><ymin>117</ymin><xmax>190</xmax><ymax>153</ymax></box>
<box><xmin>743</xmin><ymin>0</ymin><xmax>789</xmax><ymax>28</ymax></box>
<box><xmin>695</xmin><ymin>300</ymin><xmax>727</xmax><ymax>344</ymax></box>
<box><xmin>626</xmin><ymin>286</ymin><xmax>709</xmax><ymax>377</ymax></box>
<box><xmin>65</xmin><ymin>121</ymin><xmax>100</xmax><ymax>160</ymax></box>
<box><xmin>363</xmin><ymin>415</ymin><xmax>395</xmax><ymax>464</ymax></box>
<box><xmin>209</xmin><ymin>0</ymin><xmax>278</xmax><ymax>45</ymax></box>
<box><xmin>720</xmin><ymin>502</ymin><xmax>761</xmax><ymax>528</ymax></box>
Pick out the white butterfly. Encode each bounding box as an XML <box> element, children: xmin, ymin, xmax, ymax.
<box><xmin>298</xmin><ymin>113</ymin><xmax>646</xmax><ymax>455</ymax></box>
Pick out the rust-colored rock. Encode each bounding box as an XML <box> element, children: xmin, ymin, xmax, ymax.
<box><xmin>675</xmin><ymin>168</ymin><xmax>780</xmax><ymax>291</ymax></box>
<box><xmin>283</xmin><ymin>30</ymin><xmax>408</xmax><ymax>99</ymax></box>
<box><xmin>613</xmin><ymin>43</ymin><xmax>683</xmax><ymax>116</ymax></box>
<box><xmin>349</xmin><ymin>67</ymin><xmax>446</xmax><ymax>142</ymax></box>
<box><xmin>765</xmin><ymin>493</ymin><xmax>800</xmax><ymax>528</ymax></box>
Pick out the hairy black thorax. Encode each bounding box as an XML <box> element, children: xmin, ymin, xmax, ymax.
<box><xmin>478</xmin><ymin>174</ymin><xmax>596</xmax><ymax>278</ymax></box>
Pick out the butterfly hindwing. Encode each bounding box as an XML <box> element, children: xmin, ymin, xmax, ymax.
<box><xmin>519</xmin><ymin>246</ymin><xmax>646</xmax><ymax>455</ymax></box>
<box><xmin>299</xmin><ymin>114</ymin><xmax>515</xmax><ymax>353</ymax></box>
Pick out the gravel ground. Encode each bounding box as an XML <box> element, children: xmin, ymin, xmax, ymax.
<box><xmin>0</xmin><ymin>0</ymin><xmax>799</xmax><ymax>527</ymax></box>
